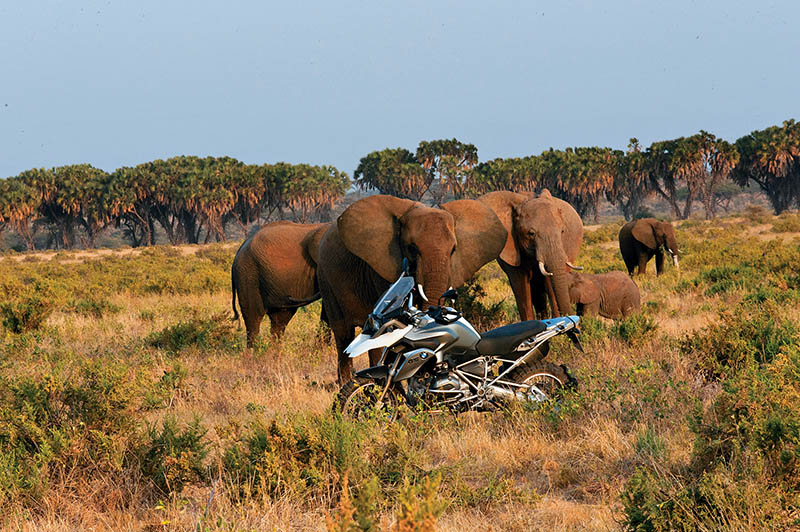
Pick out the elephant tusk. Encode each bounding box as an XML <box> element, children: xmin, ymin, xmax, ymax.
<box><xmin>538</xmin><ymin>261</ymin><xmax>554</xmax><ymax>277</ymax></box>
<box><xmin>566</xmin><ymin>261</ymin><xmax>584</xmax><ymax>271</ymax></box>
<box><xmin>417</xmin><ymin>283</ymin><xmax>429</xmax><ymax>302</ymax></box>
<box><xmin>666</xmin><ymin>248</ymin><xmax>674</xmax><ymax>255</ymax></box>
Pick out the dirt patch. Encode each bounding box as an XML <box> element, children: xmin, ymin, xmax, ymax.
<box><xmin>5</xmin><ymin>242</ymin><xmax>239</xmax><ymax>264</ymax></box>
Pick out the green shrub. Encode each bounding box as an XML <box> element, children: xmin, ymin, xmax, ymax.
<box><xmin>680</xmin><ymin>302</ymin><xmax>799</xmax><ymax>379</ymax></box>
<box><xmin>771</xmin><ymin>213</ymin><xmax>800</xmax><ymax>233</ymax></box>
<box><xmin>455</xmin><ymin>278</ymin><xmax>514</xmax><ymax>330</ymax></box>
<box><xmin>147</xmin><ymin>313</ymin><xmax>240</xmax><ymax>353</ymax></box>
<box><xmin>223</xmin><ymin>412</ymin><xmax>368</xmax><ymax>501</ymax></box>
<box><xmin>143</xmin><ymin>362</ymin><xmax>188</xmax><ymax>410</ymax></box>
<box><xmin>67</xmin><ymin>297</ymin><xmax>121</xmax><ymax>318</ymax></box>
<box><xmin>138</xmin><ymin>416</ymin><xmax>208</xmax><ymax>494</ymax></box>
<box><xmin>622</xmin><ymin>346</ymin><xmax>800</xmax><ymax>531</ymax></box>
<box><xmin>611</xmin><ymin>313</ymin><xmax>657</xmax><ymax>346</ymax></box>
<box><xmin>583</xmin><ymin>220</ymin><xmax>625</xmax><ymax>245</ymax></box>
<box><xmin>0</xmin><ymin>361</ymin><xmax>137</xmax><ymax>505</ymax></box>
<box><xmin>0</xmin><ymin>282</ymin><xmax>53</xmax><ymax>333</ymax></box>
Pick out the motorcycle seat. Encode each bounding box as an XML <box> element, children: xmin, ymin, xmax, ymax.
<box><xmin>475</xmin><ymin>320</ymin><xmax>547</xmax><ymax>355</ymax></box>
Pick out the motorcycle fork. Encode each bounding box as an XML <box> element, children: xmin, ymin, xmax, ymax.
<box><xmin>375</xmin><ymin>353</ymin><xmax>403</xmax><ymax>406</ymax></box>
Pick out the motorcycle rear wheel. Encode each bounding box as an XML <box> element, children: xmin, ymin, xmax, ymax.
<box><xmin>508</xmin><ymin>361</ymin><xmax>573</xmax><ymax>402</ymax></box>
<box><xmin>335</xmin><ymin>376</ymin><xmax>402</xmax><ymax>421</ymax></box>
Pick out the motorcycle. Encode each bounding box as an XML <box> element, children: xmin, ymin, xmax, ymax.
<box><xmin>335</xmin><ymin>264</ymin><xmax>582</xmax><ymax>419</ymax></box>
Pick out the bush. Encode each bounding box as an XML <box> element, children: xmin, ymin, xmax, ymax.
<box><xmin>455</xmin><ymin>277</ymin><xmax>514</xmax><ymax>330</ymax></box>
<box><xmin>771</xmin><ymin>213</ymin><xmax>800</xmax><ymax>233</ymax></box>
<box><xmin>223</xmin><ymin>413</ymin><xmax>369</xmax><ymax>501</ymax></box>
<box><xmin>680</xmin><ymin>302</ymin><xmax>799</xmax><ymax>379</ymax></box>
<box><xmin>622</xmin><ymin>346</ymin><xmax>800</xmax><ymax>531</ymax></box>
<box><xmin>147</xmin><ymin>313</ymin><xmax>240</xmax><ymax>353</ymax></box>
<box><xmin>138</xmin><ymin>416</ymin><xmax>208</xmax><ymax>494</ymax></box>
<box><xmin>67</xmin><ymin>297</ymin><xmax>121</xmax><ymax>318</ymax></box>
<box><xmin>0</xmin><ymin>282</ymin><xmax>53</xmax><ymax>333</ymax></box>
<box><xmin>742</xmin><ymin>204</ymin><xmax>772</xmax><ymax>224</ymax></box>
<box><xmin>583</xmin><ymin>220</ymin><xmax>625</xmax><ymax>245</ymax></box>
<box><xmin>611</xmin><ymin>313</ymin><xmax>657</xmax><ymax>346</ymax></box>
<box><xmin>0</xmin><ymin>361</ymin><xmax>137</xmax><ymax>505</ymax></box>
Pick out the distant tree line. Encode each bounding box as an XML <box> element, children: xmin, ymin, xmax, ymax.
<box><xmin>356</xmin><ymin>120</ymin><xmax>800</xmax><ymax>222</ymax></box>
<box><xmin>0</xmin><ymin>156</ymin><xmax>348</xmax><ymax>250</ymax></box>
<box><xmin>1</xmin><ymin>120</ymin><xmax>799</xmax><ymax>250</ymax></box>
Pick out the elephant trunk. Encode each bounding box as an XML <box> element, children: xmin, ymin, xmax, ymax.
<box><xmin>538</xmin><ymin>240</ymin><xmax>573</xmax><ymax>318</ymax></box>
<box><xmin>416</xmin><ymin>255</ymin><xmax>450</xmax><ymax>309</ymax></box>
<box><xmin>549</xmin><ymin>269</ymin><xmax>572</xmax><ymax>318</ymax></box>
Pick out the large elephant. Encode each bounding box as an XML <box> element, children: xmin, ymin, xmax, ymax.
<box><xmin>317</xmin><ymin>195</ymin><xmax>507</xmax><ymax>383</ymax></box>
<box><xmin>567</xmin><ymin>271</ymin><xmax>641</xmax><ymax>319</ymax></box>
<box><xmin>231</xmin><ymin>221</ymin><xmax>329</xmax><ymax>346</ymax></box>
<box><xmin>618</xmin><ymin>218</ymin><xmax>679</xmax><ymax>276</ymax></box>
<box><xmin>479</xmin><ymin>190</ymin><xmax>584</xmax><ymax>320</ymax></box>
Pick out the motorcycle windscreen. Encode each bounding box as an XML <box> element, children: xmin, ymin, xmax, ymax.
<box><xmin>372</xmin><ymin>276</ymin><xmax>414</xmax><ymax>318</ymax></box>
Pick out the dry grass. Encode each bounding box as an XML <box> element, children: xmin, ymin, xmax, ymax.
<box><xmin>2</xmin><ymin>211</ymin><xmax>799</xmax><ymax>531</ymax></box>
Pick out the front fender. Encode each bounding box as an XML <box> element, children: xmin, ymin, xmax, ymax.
<box><xmin>344</xmin><ymin>325</ymin><xmax>413</xmax><ymax>358</ymax></box>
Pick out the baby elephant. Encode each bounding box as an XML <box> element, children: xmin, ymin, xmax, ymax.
<box><xmin>568</xmin><ymin>271</ymin><xmax>641</xmax><ymax>319</ymax></box>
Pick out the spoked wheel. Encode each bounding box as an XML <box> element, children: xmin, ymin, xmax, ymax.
<box><xmin>335</xmin><ymin>376</ymin><xmax>402</xmax><ymax>422</ymax></box>
<box><xmin>508</xmin><ymin>362</ymin><xmax>576</xmax><ymax>403</ymax></box>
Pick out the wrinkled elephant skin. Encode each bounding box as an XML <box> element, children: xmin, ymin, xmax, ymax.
<box><xmin>231</xmin><ymin>221</ymin><xmax>329</xmax><ymax>347</ymax></box>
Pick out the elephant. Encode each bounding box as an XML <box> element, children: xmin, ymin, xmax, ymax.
<box><xmin>317</xmin><ymin>195</ymin><xmax>507</xmax><ymax>383</ymax></box>
<box><xmin>479</xmin><ymin>190</ymin><xmax>584</xmax><ymax>321</ymax></box>
<box><xmin>567</xmin><ymin>271</ymin><xmax>641</xmax><ymax>319</ymax></box>
<box><xmin>618</xmin><ymin>218</ymin><xmax>679</xmax><ymax>276</ymax></box>
<box><xmin>231</xmin><ymin>221</ymin><xmax>329</xmax><ymax>346</ymax></box>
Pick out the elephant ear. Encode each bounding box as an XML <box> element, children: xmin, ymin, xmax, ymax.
<box><xmin>632</xmin><ymin>219</ymin><xmax>658</xmax><ymax>250</ymax></box>
<box><xmin>477</xmin><ymin>191</ymin><xmax>528</xmax><ymax>266</ymax></box>
<box><xmin>570</xmin><ymin>275</ymin><xmax>600</xmax><ymax>305</ymax></box>
<box><xmin>337</xmin><ymin>195</ymin><xmax>418</xmax><ymax>281</ymax></box>
<box><xmin>442</xmin><ymin>199</ymin><xmax>508</xmax><ymax>287</ymax></box>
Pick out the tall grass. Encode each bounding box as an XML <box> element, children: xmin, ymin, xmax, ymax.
<box><xmin>1</xmin><ymin>213</ymin><xmax>799</xmax><ymax>530</ymax></box>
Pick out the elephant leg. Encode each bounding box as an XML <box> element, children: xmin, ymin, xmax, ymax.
<box><xmin>637</xmin><ymin>253</ymin><xmax>649</xmax><ymax>276</ymax></box>
<box><xmin>317</xmin><ymin>302</ymin><xmax>333</xmax><ymax>340</ymax></box>
<box><xmin>330</xmin><ymin>320</ymin><xmax>356</xmax><ymax>384</ymax></box>
<box><xmin>368</xmin><ymin>348</ymin><xmax>382</xmax><ymax>367</ymax></box>
<box><xmin>655</xmin><ymin>250</ymin><xmax>664</xmax><ymax>276</ymax></box>
<box><xmin>268</xmin><ymin>307</ymin><xmax>297</xmax><ymax>339</ymax></box>
<box><xmin>501</xmin><ymin>262</ymin><xmax>535</xmax><ymax>321</ymax></box>
<box><xmin>622</xmin><ymin>254</ymin><xmax>637</xmax><ymax>276</ymax></box>
<box><xmin>244</xmin><ymin>312</ymin><xmax>264</xmax><ymax>348</ymax></box>
<box><xmin>584</xmin><ymin>300</ymin><xmax>601</xmax><ymax>317</ymax></box>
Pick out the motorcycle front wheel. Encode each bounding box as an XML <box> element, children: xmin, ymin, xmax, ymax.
<box><xmin>508</xmin><ymin>361</ymin><xmax>575</xmax><ymax>403</ymax></box>
<box><xmin>335</xmin><ymin>376</ymin><xmax>402</xmax><ymax>421</ymax></box>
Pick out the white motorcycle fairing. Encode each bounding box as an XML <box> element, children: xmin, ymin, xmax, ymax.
<box><xmin>344</xmin><ymin>325</ymin><xmax>413</xmax><ymax>358</ymax></box>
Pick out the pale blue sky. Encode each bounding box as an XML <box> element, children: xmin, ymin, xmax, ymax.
<box><xmin>1</xmin><ymin>1</ymin><xmax>797</xmax><ymax>178</ymax></box>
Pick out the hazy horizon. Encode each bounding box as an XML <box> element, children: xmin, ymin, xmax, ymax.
<box><xmin>1</xmin><ymin>1</ymin><xmax>798</xmax><ymax>178</ymax></box>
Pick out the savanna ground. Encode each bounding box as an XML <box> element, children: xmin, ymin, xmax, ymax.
<box><xmin>2</xmin><ymin>205</ymin><xmax>800</xmax><ymax>531</ymax></box>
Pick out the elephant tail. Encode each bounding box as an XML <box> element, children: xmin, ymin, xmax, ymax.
<box><xmin>231</xmin><ymin>270</ymin><xmax>241</xmax><ymax>323</ymax></box>
<box><xmin>285</xmin><ymin>293</ymin><xmax>321</xmax><ymax>307</ymax></box>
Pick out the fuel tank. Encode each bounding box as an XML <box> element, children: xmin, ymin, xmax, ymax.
<box><xmin>403</xmin><ymin>316</ymin><xmax>481</xmax><ymax>352</ymax></box>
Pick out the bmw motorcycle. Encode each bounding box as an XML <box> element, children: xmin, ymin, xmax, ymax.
<box><xmin>335</xmin><ymin>266</ymin><xmax>582</xmax><ymax>419</ymax></box>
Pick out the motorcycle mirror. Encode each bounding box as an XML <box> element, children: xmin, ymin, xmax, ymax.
<box><xmin>401</xmin><ymin>257</ymin><xmax>409</xmax><ymax>275</ymax></box>
<box><xmin>439</xmin><ymin>288</ymin><xmax>458</xmax><ymax>305</ymax></box>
